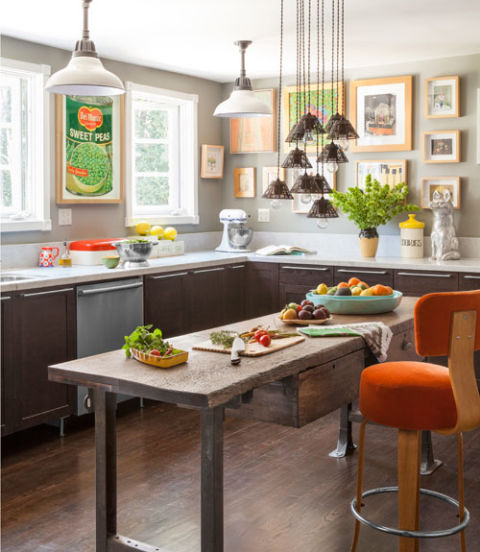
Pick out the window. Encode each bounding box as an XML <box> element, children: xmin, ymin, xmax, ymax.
<box><xmin>125</xmin><ymin>82</ymin><xmax>198</xmax><ymax>226</ymax></box>
<box><xmin>0</xmin><ymin>58</ymin><xmax>51</xmax><ymax>232</ymax></box>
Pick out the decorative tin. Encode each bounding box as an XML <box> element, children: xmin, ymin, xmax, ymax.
<box><xmin>399</xmin><ymin>214</ymin><xmax>424</xmax><ymax>258</ymax></box>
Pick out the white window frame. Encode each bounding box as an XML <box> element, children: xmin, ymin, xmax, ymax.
<box><xmin>125</xmin><ymin>81</ymin><xmax>199</xmax><ymax>227</ymax></box>
<box><xmin>0</xmin><ymin>57</ymin><xmax>51</xmax><ymax>232</ymax></box>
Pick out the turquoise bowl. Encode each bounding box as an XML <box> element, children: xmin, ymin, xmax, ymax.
<box><xmin>306</xmin><ymin>290</ymin><xmax>403</xmax><ymax>315</ymax></box>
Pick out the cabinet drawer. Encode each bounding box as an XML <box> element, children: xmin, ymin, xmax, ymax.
<box><xmin>459</xmin><ymin>273</ymin><xmax>480</xmax><ymax>291</ymax></box>
<box><xmin>226</xmin><ymin>349</ymin><xmax>364</xmax><ymax>428</ymax></box>
<box><xmin>279</xmin><ymin>264</ymin><xmax>333</xmax><ymax>286</ymax></box>
<box><xmin>334</xmin><ymin>266</ymin><xmax>393</xmax><ymax>287</ymax></box>
<box><xmin>387</xmin><ymin>327</ymin><xmax>422</xmax><ymax>363</ymax></box>
<box><xmin>394</xmin><ymin>270</ymin><xmax>458</xmax><ymax>296</ymax></box>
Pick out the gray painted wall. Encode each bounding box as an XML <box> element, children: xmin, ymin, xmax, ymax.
<box><xmin>1</xmin><ymin>36</ymin><xmax>225</xmax><ymax>245</ymax></box>
<box><xmin>221</xmin><ymin>53</ymin><xmax>480</xmax><ymax>237</ymax></box>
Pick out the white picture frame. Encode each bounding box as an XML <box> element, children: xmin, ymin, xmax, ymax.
<box><xmin>423</xmin><ymin>130</ymin><xmax>460</xmax><ymax>163</ymax></box>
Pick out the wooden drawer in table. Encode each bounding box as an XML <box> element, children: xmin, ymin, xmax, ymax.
<box><xmin>226</xmin><ymin>349</ymin><xmax>364</xmax><ymax>428</ymax></box>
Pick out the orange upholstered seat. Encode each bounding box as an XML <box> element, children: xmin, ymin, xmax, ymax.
<box><xmin>359</xmin><ymin>361</ymin><xmax>457</xmax><ymax>431</ymax></box>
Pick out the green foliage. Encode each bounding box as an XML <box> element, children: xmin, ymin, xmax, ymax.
<box><xmin>331</xmin><ymin>174</ymin><xmax>419</xmax><ymax>230</ymax></box>
<box><xmin>123</xmin><ymin>324</ymin><xmax>171</xmax><ymax>357</ymax></box>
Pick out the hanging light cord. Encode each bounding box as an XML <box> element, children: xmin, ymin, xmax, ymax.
<box><xmin>336</xmin><ymin>0</ymin><xmax>340</xmax><ymax>114</ymax></box>
<box><xmin>330</xmin><ymin>0</ymin><xmax>335</xmax><ymax>117</ymax></box>
<box><xmin>307</xmin><ymin>0</ymin><xmax>312</xmax><ymax>115</ymax></box>
<box><xmin>276</xmin><ymin>0</ymin><xmax>284</xmax><ymax>178</ymax></box>
<box><xmin>341</xmin><ymin>0</ymin><xmax>344</xmax><ymax>115</ymax></box>
<box><xmin>295</xmin><ymin>0</ymin><xmax>300</xmax><ymax>146</ymax></box>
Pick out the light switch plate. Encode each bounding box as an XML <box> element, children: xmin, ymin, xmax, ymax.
<box><xmin>257</xmin><ymin>208</ymin><xmax>270</xmax><ymax>222</ymax></box>
<box><xmin>58</xmin><ymin>208</ymin><xmax>72</xmax><ymax>226</ymax></box>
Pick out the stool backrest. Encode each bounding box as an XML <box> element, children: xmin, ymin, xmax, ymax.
<box><xmin>415</xmin><ymin>290</ymin><xmax>480</xmax><ymax>433</ymax></box>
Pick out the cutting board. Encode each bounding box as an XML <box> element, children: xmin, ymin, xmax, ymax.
<box><xmin>193</xmin><ymin>335</ymin><xmax>305</xmax><ymax>357</ymax></box>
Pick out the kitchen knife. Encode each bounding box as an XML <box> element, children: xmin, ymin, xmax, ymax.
<box><xmin>230</xmin><ymin>336</ymin><xmax>245</xmax><ymax>365</ymax></box>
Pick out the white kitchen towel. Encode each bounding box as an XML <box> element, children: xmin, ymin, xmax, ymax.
<box><xmin>298</xmin><ymin>321</ymin><xmax>393</xmax><ymax>362</ymax></box>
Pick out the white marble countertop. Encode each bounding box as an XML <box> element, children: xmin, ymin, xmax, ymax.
<box><xmin>2</xmin><ymin>251</ymin><xmax>480</xmax><ymax>293</ymax></box>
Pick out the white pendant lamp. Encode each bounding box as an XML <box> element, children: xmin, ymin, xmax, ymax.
<box><xmin>214</xmin><ymin>41</ymin><xmax>271</xmax><ymax>118</ymax></box>
<box><xmin>46</xmin><ymin>0</ymin><xmax>124</xmax><ymax>96</ymax></box>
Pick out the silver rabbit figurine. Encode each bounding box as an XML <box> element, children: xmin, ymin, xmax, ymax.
<box><xmin>430</xmin><ymin>190</ymin><xmax>460</xmax><ymax>261</ymax></box>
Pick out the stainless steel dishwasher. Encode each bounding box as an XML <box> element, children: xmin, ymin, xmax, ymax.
<box><xmin>76</xmin><ymin>277</ymin><xmax>143</xmax><ymax>415</ymax></box>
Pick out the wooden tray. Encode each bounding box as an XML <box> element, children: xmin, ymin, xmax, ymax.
<box><xmin>278</xmin><ymin>315</ymin><xmax>333</xmax><ymax>326</ymax></box>
<box><xmin>193</xmin><ymin>335</ymin><xmax>305</xmax><ymax>357</ymax></box>
<box><xmin>130</xmin><ymin>348</ymin><xmax>189</xmax><ymax>368</ymax></box>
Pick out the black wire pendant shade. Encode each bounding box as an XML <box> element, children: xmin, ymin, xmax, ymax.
<box><xmin>282</xmin><ymin>147</ymin><xmax>312</xmax><ymax>169</ymax></box>
<box><xmin>307</xmin><ymin>196</ymin><xmax>338</xmax><ymax>219</ymax></box>
<box><xmin>290</xmin><ymin>172</ymin><xmax>321</xmax><ymax>194</ymax></box>
<box><xmin>285</xmin><ymin>112</ymin><xmax>325</xmax><ymax>143</ymax></box>
<box><xmin>317</xmin><ymin>141</ymin><xmax>348</xmax><ymax>164</ymax></box>
<box><xmin>327</xmin><ymin>115</ymin><xmax>359</xmax><ymax>140</ymax></box>
<box><xmin>262</xmin><ymin>178</ymin><xmax>294</xmax><ymax>200</ymax></box>
<box><xmin>323</xmin><ymin>112</ymin><xmax>342</xmax><ymax>134</ymax></box>
<box><xmin>312</xmin><ymin>172</ymin><xmax>333</xmax><ymax>194</ymax></box>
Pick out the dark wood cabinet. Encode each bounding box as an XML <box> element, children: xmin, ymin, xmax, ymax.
<box><xmin>245</xmin><ymin>262</ymin><xmax>278</xmax><ymax>318</ymax></box>
<box><xmin>223</xmin><ymin>263</ymin><xmax>246</xmax><ymax>324</ymax></box>
<box><xmin>278</xmin><ymin>264</ymin><xmax>333</xmax><ymax>305</ymax></box>
<box><xmin>144</xmin><ymin>271</ymin><xmax>189</xmax><ymax>338</ymax></box>
<box><xmin>459</xmin><ymin>273</ymin><xmax>480</xmax><ymax>291</ymax></box>
<box><xmin>1</xmin><ymin>294</ymin><xmax>15</xmax><ymax>435</ymax></box>
<box><xmin>184</xmin><ymin>266</ymin><xmax>226</xmax><ymax>332</ymax></box>
<box><xmin>334</xmin><ymin>266</ymin><xmax>394</xmax><ymax>287</ymax></box>
<box><xmin>11</xmin><ymin>286</ymin><xmax>76</xmax><ymax>433</ymax></box>
<box><xmin>394</xmin><ymin>270</ymin><xmax>458</xmax><ymax>296</ymax></box>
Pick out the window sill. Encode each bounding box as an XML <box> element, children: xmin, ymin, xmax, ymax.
<box><xmin>125</xmin><ymin>215</ymin><xmax>199</xmax><ymax>227</ymax></box>
<box><xmin>1</xmin><ymin>219</ymin><xmax>52</xmax><ymax>232</ymax></box>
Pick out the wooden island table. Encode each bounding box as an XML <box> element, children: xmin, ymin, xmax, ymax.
<box><xmin>49</xmin><ymin>297</ymin><xmax>422</xmax><ymax>552</ymax></box>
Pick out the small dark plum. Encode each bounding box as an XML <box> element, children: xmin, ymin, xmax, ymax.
<box><xmin>298</xmin><ymin>309</ymin><xmax>313</xmax><ymax>320</ymax></box>
<box><xmin>335</xmin><ymin>287</ymin><xmax>352</xmax><ymax>296</ymax></box>
<box><xmin>313</xmin><ymin>309</ymin><xmax>327</xmax><ymax>320</ymax></box>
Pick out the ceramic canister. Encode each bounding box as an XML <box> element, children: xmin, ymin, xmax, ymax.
<box><xmin>399</xmin><ymin>214</ymin><xmax>425</xmax><ymax>258</ymax></box>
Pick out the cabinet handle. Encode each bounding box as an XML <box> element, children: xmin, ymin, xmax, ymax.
<box><xmin>337</xmin><ymin>268</ymin><xmax>388</xmax><ymax>275</ymax></box>
<box><xmin>464</xmin><ymin>275</ymin><xmax>480</xmax><ymax>280</ymax></box>
<box><xmin>396</xmin><ymin>272</ymin><xmax>453</xmax><ymax>279</ymax></box>
<box><xmin>22</xmin><ymin>287</ymin><xmax>74</xmax><ymax>298</ymax></box>
<box><xmin>77</xmin><ymin>282</ymin><xmax>143</xmax><ymax>296</ymax></box>
<box><xmin>281</xmin><ymin>266</ymin><xmax>329</xmax><ymax>271</ymax></box>
<box><xmin>192</xmin><ymin>267</ymin><xmax>225</xmax><ymax>274</ymax></box>
<box><xmin>1</xmin><ymin>295</ymin><xmax>12</xmax><ymax>301</ymax></box>
<box><xmin>230</xmin><ymin>265</ymin><xmax>245</xmax><ymax>269</ymax></box>
<box><xmin>149</xmin><ymin>272</ymin><xmax>188</xmax><ymax>280</ymax></box>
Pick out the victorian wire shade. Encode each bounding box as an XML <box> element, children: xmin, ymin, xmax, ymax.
<box><xmin>282</xmin><ymin>147</ymin><xmax>312</xmax><ymax>169</ymax></box>
<box><xmin>307</xmin><ymin>196</ymin><xmax>338</xmax><ymax>219</ymax></box>
<box><xmin>317</xmin><ymin>141</ymin><xmax>348</xmax><ymax>164</ymax></box>
<box><xmin>262</xmin><ymin>178</ymin><xmax>294</xmax><ymax>200</ymax></box>
<box><xmin>285</xmin><ymin>113</ymin><xmax>325</xmax><ymax>142</ymax></box>
<box><xmin>327</xmin><ymin>115</ymin><xmax>359</xmax><ymax>140</ymax></box>
<box><xmin>290</xmin><ymin>172</ymin><xmax>321</xmax><ymax>194</ymax></box>
<box><xmin>323</xmin><ymin>112</ymin><xmax>342</xmax><ymax>134</ymax></box>
<box><xmin>312</xmin><ymin>172</ymin><xmax>333</xmax><ymax>194</ymax></box>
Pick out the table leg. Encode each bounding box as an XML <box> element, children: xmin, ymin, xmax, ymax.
<box><xmin>95</xmin><ymin>389</ymin><xmax>117</xmax><ymax>552</ymax></box>
<box><xmin>201</xmin><ymin>406</ymin><xmax>224</xmax><ymax>552</ymax></box>
<box><xmin>329</xmin><ymin>403</ymin><xmax>357</xmax><ymax>458</ymax></box>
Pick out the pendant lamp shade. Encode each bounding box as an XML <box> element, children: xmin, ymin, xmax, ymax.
<box><xmin>214</xmin><ymin>41</ymin><xmax>271</xmax><ymax>118</ymax></box>
<box><xmin>45</xmin><ymin>0</ymin><xmax>124</xmax><ymax>96</ymax></box>
<box><xmin>262</xmin><ymin>178</ymin><xmax>294</xmax><ymax>200</ymax></box>
<box><xmin>282</xmin><ymin>147</ymin><xmax>312</xmax><ymax>169</ymax></box>
<box><xmin>307</xmin><ymin>196</ymin><xmax>339</xmax><ymax>219</ymax></box>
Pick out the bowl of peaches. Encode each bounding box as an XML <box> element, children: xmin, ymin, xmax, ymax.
<box><xmin>306</xmin><ymin>277</ymin><xmax>403</xmax><ymax>315</ymax></box>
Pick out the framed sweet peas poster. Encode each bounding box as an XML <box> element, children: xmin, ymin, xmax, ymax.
<box><xmin>56</xmin><ymin>94</ymin><xmax>124</xmax><ymax>203</ymax></box>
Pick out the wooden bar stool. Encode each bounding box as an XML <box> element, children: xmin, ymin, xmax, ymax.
<box><xmin>350</xmin><ymin>291</ymin><xmax>480</xmax><ymax>552</ymax></box>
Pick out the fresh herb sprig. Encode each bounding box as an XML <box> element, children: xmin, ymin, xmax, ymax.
<box><xmin>209</xmin><ymin>330</ymin><xmax>239</xmax><ymax>349</ymax></box>
<box><xmin>123</xmin><ymin>325</ymin><xmax>171</xmax><ymax>357</ymax></box>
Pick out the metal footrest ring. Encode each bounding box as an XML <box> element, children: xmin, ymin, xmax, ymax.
<box><xmin>350</xmin><ymin>486</ymin><xmax>470</xmax><ymax>539</ymax></box>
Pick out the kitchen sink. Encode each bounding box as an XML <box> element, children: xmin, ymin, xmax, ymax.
<box><xmin>0</xmin><ymin>273</ymin><xmax>44</xmax><ymax>282</ymax></box>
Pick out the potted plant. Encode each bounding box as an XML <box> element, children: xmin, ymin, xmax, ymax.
<box><xmin>332</xmin><ymin>174</ymin><xmax>419</xmax><ymax>258</ymax></box>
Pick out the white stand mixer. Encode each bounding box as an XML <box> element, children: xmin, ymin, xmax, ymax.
<box><xmin>216</xmin><ymin>209</ymin><xmax>253</xmax><ymax>252</ymax></box>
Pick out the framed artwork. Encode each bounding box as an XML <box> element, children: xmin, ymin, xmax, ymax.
<box><xmin>262</xmin><ymin>166</ymin><xmax>286</xmax><ymax>194</ymax></box>
<box><xmin>289</xmin><ymin>161</ymin><xmax>336</xmax><ymax>213</ymax></box>
<box><xmin>425</xmin><ymin>76</ymin><xmax>460</xmax><ymax>118</ymax></box>
<box><xmin>234</xmin><ymin>168</ymin><xmax>256</xmax><ymax>198</ymax></box>
<box><xmin>350</xmin><ymin>75</ymin><xmax>413</xmax><ymax>152</ymax></box>
<box><xmin>355</xmin><ymin>160</ymin><xmax>407</xmax><ymax>189</ymax></box>
<box><xmin>282</xmin><ymin>82</ymin><xmax>345</xmax><ymax>153</ymax></box>
<box><xmin>200</xmin><ymin>144</ymin><xmax>224</xmax><ymax>178</ymax></box>
<box><xmin>421</xmin><ymin>177</ymin><xmax>461</xmax><ymax>209</ymax></box>
<box><xmin>423</xmin><ymin>130</ymin><xmax>460</xmax><ymax>163</ymax></box>
<box><xmin>56</xmin><ymin>94</ymin><xmax>124</xmax><ymax>204</ymax></box>
<box><xmin>230</xmin><ymin>89</ymin><xmax>276</xmax><ymax>154</ymax></box>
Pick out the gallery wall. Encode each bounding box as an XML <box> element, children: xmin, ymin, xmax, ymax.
<box><xmin>1</xmin><ymin>36</ymin><xmax>225</xmax><ymax>245</ymax></box>
<box><xmin>221</xmin><ymin>53</ymin><xmax>480</xmax><ymax>237</ymax></box>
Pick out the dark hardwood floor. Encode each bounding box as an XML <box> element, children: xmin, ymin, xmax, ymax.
<box><xmin>2</xmin><ymin>401</ymin><xmax>479</xmax><ymax>552</ymax></box>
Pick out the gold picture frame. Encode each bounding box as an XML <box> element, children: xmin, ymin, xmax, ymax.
<box><xmin>422</xmin><ymin>130</ymin><xmax>460</xmax><ymax>163</ymax></box>
<box><xmin>355</xmin><ymin>160</ymin><xmax>407</xmax><ymax>188</ymax></box>
<box><xmin>234</xmin><ymin>168</ymin><xmax>256</xmax><ymax>198</ymax></box>
<box><xmin>262</xmin><ymin>166</ymin><xmax>286</xmax><ymax>194</ymax></box>
<box><xmin>200</xmin><ymin>144</ymin><xmax>224</xmax><ymax>179</ymax></box>
<box><xmin>421</xmin><ymin>177</ymin><xmax>461</xmax><ymax>209</ymax></box>
<box><xmin>350</xmin><ymin>75</ymin><xmax>413</xmax><ymax>152</ymax></box>
<box><xmin>55</xmin><ymin>94</ymin><xmax>124</xmax><ymax>204</ymax></box>
<box><xmin>282</xmin><ymin>82</ymin><xmax>345</xmax><ymax>153</ymax></box>
<box><xmin>425</xmin><ymin>76</ymin><xmax>460</xmax><ymax>118</ymax></box>
<box><xmin>230</xmin><ymin>89</ymin><xmax>276</xmax><ymax>154</ymax></box>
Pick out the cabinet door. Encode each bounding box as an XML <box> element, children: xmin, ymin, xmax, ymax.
<box><xmin>223</xmin><ymin>264</ymin><xmax>246</xmax><ymax>324</ymax></box>
<box><xmin>278</xmin><ymin>265</ymin><xmax>333</xmax><ymax>305</ymax></box>
<box><xmin>1</xmin><ymin>294</ymin><xmax>15</xmax><ymax>436</ymax></box>
<box><xmin>459</xmin><ymin>273</ymin><xmax>480</xmax><ymax>291</ymax></box>
<box><xmin>14</xmin><ymin>287</ymin><xmax>76</xmax><ymax>432</ymax></box>
<box><xmin>394</xmin><ymin>270</ymin><xmax>458</xmax><ymax>296</ymax></box>
<box><xmin>185</xmin><ymin>267</ymin><xmax>226</xmax><ymax>332</ymax></box>
<box><xmin>334</xmin><ymin>266</ymin><xmax>394</xmax><ymax>287</ymax></box>
<box><xmin>144</xmin><ymin>271</ymin><xmax>188</xmax><ymax>338</ymax></box>
<box><xmin>245</xmin><ymin>262</ymin><xmax>278</xmax><ymax>318</ymax></box>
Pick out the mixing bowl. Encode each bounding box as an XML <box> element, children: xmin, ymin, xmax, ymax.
<box><xmin>113</xmin><ymin>240</ymin><xmax>155</xmax><ymax>267</ymax></box>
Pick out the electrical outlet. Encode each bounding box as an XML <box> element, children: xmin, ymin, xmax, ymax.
<box><xmin>58</xmin><ymin>208</ymin><xmax>72</xmax><ymax>226</ymax></box>
<box><xmin>257</xmin><ymin>208</ymin><xmax>270</xmax><ymax>222</ymax></box>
